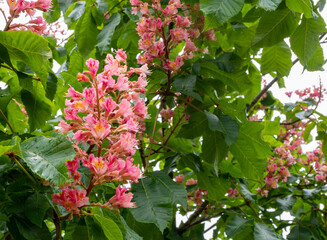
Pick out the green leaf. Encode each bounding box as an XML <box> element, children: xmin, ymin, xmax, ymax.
<box><xmin>286</xmin><ymin>0</ymin><xmax>313</xmax><ymax>18</ymax></box>
<box><xmin>45</xmin><ymin>71</ymin><xmax>58</xmax><ymax>101</ymax></box>
<box><xmin>277</xmin><ymin>195</ymin><xmax>296</xmax><ymax>211</ymax></box>
<box><xmin>130</xmin><ymin>176</ymin><xmax>173</xmax><ymax>232</ymax></box>
<box><xmin>306</xmin><ymin>44</ymin><xmax>325</xmax><ymax>71</ymax></box>
<box><xmin>199</xmin><ymin>62</ymin><xmax>252</xmax><ymax>92</ymax></box>
<box><xmin>290</xmin><ymin>16</ymin><xmax>326</xmax><ymax>65</ymax></box>
<box><xmin>200</xmin><ymin>0</ymin><xmax>244</xmax><ymax>25</ymax></box>
<box><xmin>177</xmin><ymin>112</ymin><xmax>207</xmax><ymax>139</ymax></box>
<box><xmin>0</xmin><ymin>31</ymin><xmax>52</xmax><ymax>83</ymax></box>
<box><xmin>173</xmin><ymin>75</ymin><xmax>202</xmax><ymax>102</ymax></box>
<box><xmin>85</xmin><ymin>216</ymin><xmax>108</xmax><ymax>240</ymax></box>
<box><xmin>230</xmin><ymin>122</ymin><xmax>271</xmax><ymax>178</ymax></box>
<box><xmin>20</xmin><ymin>89</ymin><xmax>52</xmax><ymax>131</ymax></box>
<box><xmin>240</xmin><ymin>183</ymin><xmax>256</xmax><ymax>201</ymax></box>
<box><xmin>287</xmin><ymin>226</ymin><xmax>313</xmax><ymax>240</ymax></box>
<box><xmin>75</xmin><ymin>6</ymin><xmax>99</xmax><ymax>58</ymax></box>
<box><xmin>254</xmin><ymin>223</ymin><xmax>279</xmax><ymax>240</ymax></box>
<box><xmin>68</xmin><ymin>2</ymin><xmax>86</xmax><ymax>22</ymax></box>
<box><xmin>20</xmin><ymin>133</ymin><xmax>75</xmax><ymax>185</ymax></box>
<box><xmin>119</xmin><ymin>216</ymin><xmax>142</xmax><ymax>240</ymax></box>
<box><xmin>261</xmin><ymin>41</ymin><xmax>292</xmax><ymax>77</ymax></box>
<box><xmin>25</xmin><ymin>194</ymin><xmax>50</xmax><ymax>227</ymax></box>
<box><xmin>58</xmin><ymin>0</ymin><xmax>74</xmax><ymax>13</ymax></box>
<box><xmin>96</xmin><ymin>13</ymin><xmax>121</xmax><ymax>55</ymax></box>
<box><xmin>202</xmin><ymin>131</ymin><xmax>228</xmax><ymax>174</ymax></box>
<box><xmin>197</xmin><ymin>170</ymin><xmax>230</xmax><ymax>201</ymax></box>
<box><xmin>151</xmin><ymin>171</ymin><xmax>187</xmax><ymax>210</ymax></box>
<box><xmin>226</xmin><ymin>215</ymin><xmax>251</xmax><ymax>238</ymax></box>
<box><xmin>257</xmin><ymin>0</ymin><xmax>282</xmax><ymax>11</ymax></box>
<box><xmin>92</xmin><ymin>208</ymin><xmax>123</xmax><ymax>240</ymax></box>
<box><xmin>252</xmin><ymin>9</ymin><xmax>298</xmax><ymax>48</ymax></box>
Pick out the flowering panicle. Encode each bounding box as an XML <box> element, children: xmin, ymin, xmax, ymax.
<box><xmin>52</xmin><ymin>50</ymin><xmax>148</xmax><ymax>214</ymax></box>
<box><xmin>130</xmin><ymin>0</ymin><xmax>215</xmax><ymax>73</ymax></box>
<box><xmin>3</xmin><ymin>0</ymin><xmax>52</xmax><ymax>34</ymax></box>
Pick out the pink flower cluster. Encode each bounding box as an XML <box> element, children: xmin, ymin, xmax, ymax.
<box><xmin>175</xmin><ymin>174</ymin><xmax>207</xmax><ymax>207</ymax></box>
<box><xmin>52</xmin><ymin>50</ymin><xmax>149</xmax><ymax>214</ymax></box>
<box><xmin>257</xmin><ymin>123</ymin><xmax>305</xmax><ymax>197</ymax></box>
<box><xmin>285</xmin><ymin>85</ymin><xmax>327</xmax><ymax>107</ymax></box>
<box><xmin>4</xmin><ymin>0</ymin><xmax>52</xmax><ymax>35</ymax></box>
<box><xmin>130</xmin><ymin>0</ymin><xmax>215</xmax><ymax>73</ymax></box>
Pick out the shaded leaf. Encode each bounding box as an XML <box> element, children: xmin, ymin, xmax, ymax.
<box><xmin>257</xmin><ymin>0</ymin><xmax>282</xmax><ymax>11</ymax></box>
<box><xmin>230</xmin><ymin>122</ymin><xmax>271</xmax><ymax>178</ymax></box>
<box><xmin>20</xmin><ymin>133</ymin><xmax>75</xmax><ymax>185</ymax></box>
<box><xmin>261</xmin><ymin>41</ymin><xmax>292</xmax><ymax>77</ymax></box>
<box><xmin>252</xmin><ymin>9</ymin><xmax>298</xmax><ymax>48</ymax></box>
<box><xmin>75</xmin><ymin>6</ymin><xmax>99</xmax><ymax>58</ymax></box>
<box><xmin>254</xmin><ymin>223</ymin><xmax>279</xmax><ymax>240</ymax></box>
<box><xmin>96</xmin><ymin>13</ymin><xmax>121</xmax><ymax>55</ymax></box>
<box><xmin>226</xmin><ymin>215</ymin><xmax>251</xmax><ymax>238</ymax></box>
<box><xmin>200</xmin><ymin>0</ymin><xmax>244</xmax><ymax>25</ymax></box>
<box><xmin>130</xmin><ymin>176</ymin><xmax>173</xmax><ymax>232</ymax></box>
<box><xmin>290</xmin><ymin>16</ymin><xmax>326</xmax><ymax>65</ymax></box>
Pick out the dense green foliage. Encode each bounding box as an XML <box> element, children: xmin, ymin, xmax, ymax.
<box><xmin>1</xmin><ymin>0</ymin><xmax>327</xmax><ymax>239</ymax></box>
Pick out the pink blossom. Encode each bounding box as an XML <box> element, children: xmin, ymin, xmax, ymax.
<box><xmin>86</xmin><ymin>58</ymin><xmax>99</xmax><ymax>78</ymax></box>
<box><xmin>160</xmin><ymin>109</ymin><xmax>174</xmax><ymax>121</ymax></box>
<box><xmin>175</xmin><ymin>174</ymin><xmax>184</xmax><ymax>184</ymax></box>
<box><xmin>186</xmin><ymin>178</ymin><xmax>197</xmax><ymax>185</ymax></box>
<box><xmin>108</xmin><ymin>186</ymin><xmax>135</xmax><ymax>208</ymax></box>
<box><xmin>52</xmin><ymin>188</ymin><xmax>89</xmax><ymax>213</ymax></box>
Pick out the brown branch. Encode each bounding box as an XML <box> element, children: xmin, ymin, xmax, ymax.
<box><xmin>53</xmin><ymin>210</ymin><xmax>62</xmax><ymax>240</ymax></box>
<box><xmin>0</xmin><ymin>109</ymin><xmax>14</xmax><ymax>133</ymax></box>
<box><xmin>246</xmin><ymin>32</ymin><xmax>327</xmax><ymax>113</ymax></box>
<box><xmin>178</xmin><ymin>200</ymin><xmax>209</xmax><ymax>233</ymax></box>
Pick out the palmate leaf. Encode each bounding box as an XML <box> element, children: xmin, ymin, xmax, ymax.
<box><xmin>286</xmin><ymin>0</ymin><xmax>313</xmax><ymax>18</ymax></box>
<box><xmin>230</xmin><ymin>122</ymin><xmax>271</xmax><ymax>179</ymax></box>
<box><xmin>252</xmin><ymin>8</ymin><xmax>298</xmax><ymax>48</ymax></box>
<box><xmin>20</xmin><ymin>133</ymin><xmax>75</xmax><ymax>186</ymax></box>
<box><xmin>130</xmin><ymin>172</ymin><xmax>174</xmax><ymax>232</ymax></box>
<box><xmin>20</xmin><ymin>88</ymin><xmax>52</xmax><ymax>132</ymax></box>
<box><xmin>75</xmin><ymin>5</ymin><xmax>99</xmax><ymax>58</ymax></box>
<box><xmin>96</xmin><ymin>13</ymin><xmax>121</xmax><ymax>55</ymax></box>
<box><xmin>290</xmin><ymin>16</ymin><xmax>326</xmax><ymax>65</ymax></box>
<box><xmin>254</xmin><ymin>223</ymin><xmax>279</xmax><ymax>240</ymax></box>
<box><xmin>226</xmin><ymin>215</ymin><xmax>251</xmax><ymax>238</ymax></box>
<box><xmin>257</xmin><ymin>0</ymin><xmax>282</xmax><ymax>11</ymax></box>
<box><xmin>261</xmin><ymin>41</ymin><xmax>292</xmax><ymax>77</ymax></box>
<box><xmin>200</xmin><ymin>0</ymin><xmax>244</xmax><ymax>26</ymax></box>
<box><xmin>91</xmin><ymin>208</ymin><xmax>123</xmax><ymax>240</ymax></box>
<box><xmin>0</xmin><ymin>31</ymin><xmax>52</xmax><ymax>84</ymax></box>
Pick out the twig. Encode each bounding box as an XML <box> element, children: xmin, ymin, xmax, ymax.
<box><xmin>144</xmin><ymin>102</ymin><xmax>163</xmax><ymax>172</ymax></box>
<box><xmin>178</xmin><ymin>200</ymin><xmax>209</xmax><ymax>233</ymax></box>
<box><xmin>0</xmin><ymin>109</ymin><xmax>14</xmax><ymax>133</ymax></box>
<box><xmin>53</xmin><ymin>210</ymin><xmax>62</xmax><ymax>240</ymax></box>
<box><xmin>246</xmin><ymin>32</ymin><xmax>327</xmax><ymax>113</ymax></box>
<box><xmin>0</xmin><ymin>8</ymin><xmax>8</xmax><ymax>25</ymax></box>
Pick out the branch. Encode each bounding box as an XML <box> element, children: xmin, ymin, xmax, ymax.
<box><xmin>53</xmin><ymin>210</ymin><xmax>62</xmax><ymax>240</ymax></box>
<box><xmin>177</xmin><ymin>200</ymin><xmax>209</xmax><ymax>233</ymax></box>
<box><xmin>0</xmin><ymin>109</ymin><xmax>14</xmax><ymax>133</ymax></box>
<box><xmin>246</xmin><ymin>32</ymin><xmax>327</xmax><ymax>113</ymax></box>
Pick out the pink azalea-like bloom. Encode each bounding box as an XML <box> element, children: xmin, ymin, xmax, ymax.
<box><xmin>160</xmin><ymin>109</ymin><xmax>174</xmax><ymax>121</ymax></box>
<box><xmin>108</xmin><ymin>186</ymin><xmax>135</xmax><ymax>208</ymax></box>
<box><xmin>266</xmin><ymin>163</ymin><xmax>277</xmax><ymax>173</ymax></box>
<box><xmin>164</xmin><ymin>56</ymin><xmax>184</xmax><ymax>71</ymax></box>
<box><xmin>227</xmin><ymin>188</ymin><xmax>239</xmax><ymax>197</ymax></box>
<box><xmin>52</xmin><ymin>188</ymin><xmax>89</xmax><ymax>213</ymax></box>
<box><xmin>133</xmin><ymin>99</ymin><xmax>148</xmax><ymax>120</ymax></box>
<box><xmin>186</xmin><ymin>178</ymin><xmax>198</xmax><ymax>185</ymax></box>
<box><xmin>86</xmin><ymin>58</ymin><xmax>99</xmax><ymax>78</ymax></box>
<box><xmin>175</xmin><ymin>174</ymin><xmax>184</xmax><ymax>184</ymax></box>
